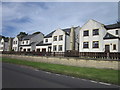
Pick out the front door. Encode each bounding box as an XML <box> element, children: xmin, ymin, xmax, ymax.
<box><xmin>42</xmin><ymin>48</ymin><xmax>46</xmax><ymax>52</ymax></box>
<box><xmin>105</xmin><ymin>45</ymin><xmax>110</xmax><ymax>52</ymax></box>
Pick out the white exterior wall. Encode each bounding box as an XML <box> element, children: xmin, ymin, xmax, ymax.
<box><xmin>107</xmin><ymin>28</ymin><xmax>120</xmax><ymax>37</ymax></box>
<box><xmin>52</xmin><ymin>29</ymin><xmax>66</xmax><ymax>52</ymax></box>
<box><xmin>79</xmin><ymin>19</ymin><xmax>107</xmax><ymax>52</ymax></box>
<box><xmin>0</xmin><ymin>38</ymin><xmax>9</xmax><ymax>51</ymax></box>
<box><xmin>104</xmin><ymin>39</ymin><xmax>120</xmax><ymax>52</ymax></box>
<box><xmin>43</xmin><ymin>37</ymin><xmax>52</xmax><ymax>44</ymax></box>
<box><xmin>12</xmin><ymin>37</ymin><xmax>19</xmax><ymax>51</ymax></box>
<box><xmin>36</xmin><ymin>46</ymin><xmax>50</xmax><ymax>52</ymax></box>
<box><xmin>0</xmin><ymin>39</ymin><xmax>4</xmax><ymax>51</ymax></box>
<box><xmin>20</xmin><ymin>46</ymin><xmax>31</xmax><ymax>52</ymax></box>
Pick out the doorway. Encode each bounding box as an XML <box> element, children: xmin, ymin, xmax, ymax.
<box><xmin>105</xmin><ymin>45</ymin><xmax>110</xmax><ymax>52</ymax></box>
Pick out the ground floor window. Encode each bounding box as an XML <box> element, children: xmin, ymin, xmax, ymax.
<box><xmin>93</xmin><ymin>41</ymin><xmax>99</xmax><ymax>48</ymax></box>
<box><xmin>37</xmin><ymin>48</ymin><xmax>40</xmax><ymax>52</ymax></box>
<box><xmin>113</xmin><ymin>44</ymin><xmax>116</xmax><ymax>50</ymax></box>
<box><xmin>58</xmin><ymin>45</ymin><xmax>63</xmax><ymax>51</ymax></box>
<box><xmin>23</xmin><ymin>49</ymin><xmax>26</xmax><ymax>52</ymax></box>
<box><xmin>83</xmin><ymin>42</ymin><xmax>89</xmax><ymax>48</ymax></box>
<box><xmin>27</xmin><ymin>48</ymin><xmax>31</xmax><ymax>52</ymax></box>
<box><xmin>53</xmin><ymin>45</ymin><xmax>57</xmax><ymax>51</ymax></box>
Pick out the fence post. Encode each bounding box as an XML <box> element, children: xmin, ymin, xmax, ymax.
<box><xmin>107</xmin><ymin>52</ymin><xmax>109</xmax><ymax>59</ymax></box>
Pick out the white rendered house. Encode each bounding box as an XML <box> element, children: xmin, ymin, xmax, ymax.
<box><xmin>19</xmin><ymin>32</ymin><xmax>44</xmax><ymax>52</ymax></box>
<box><xmin>51</xmin><ymin>27</ymin><xmax>79</xmax><ymax>52</ymax></box>
<box><xmin>35</xmin><ymin>31</ymin><xmax>54</xmax><ymax>52</ymax></box>
<box><xmin>79</xmin><ymin>19</ymin><xmax>120</xmax><ymax>52</ymax></box>
<box><xmin>0</xmin><ymin>38</ymin><xmax>8</xmax><ymax>51</ymax></box>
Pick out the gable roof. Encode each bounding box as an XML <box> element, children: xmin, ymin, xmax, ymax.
<box><xmin>44</xmin><ymin>31</ymin><xmax>55</xmax><ymax>38</ymax></box>
<box><xmin>104</xmin><ymin>23</ymin><xmax>120</xmax><ymax>30</ymax></box>
<box><xmin>44</xmin><ymin>27</ymin><xmax>78</xmax><ymax>38</ymax></box>
<box><xmin>103</xmin><ymin>33</ymin><xmax>120</xmax><ymax>40</ymax></box>
<box><xmin>36</xmin><ymin>41</ymin><xmax>52</xmax><ymax>46</ymax></box>
<box><xmin>22</xmin><ymin>34</ymin><xmax>37</xmax><ymax>40</ymax></box>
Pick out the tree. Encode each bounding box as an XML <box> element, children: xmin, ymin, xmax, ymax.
<box><xmin>17</xmin><ymin>32</ymin><xmax>28</xmax><ymax>38</ymax></box>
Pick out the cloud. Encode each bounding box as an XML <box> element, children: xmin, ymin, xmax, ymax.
<box><xmin>2</xmin><ymin>2</ymin><xmax>118</xmax><ymax>37</ymax></box>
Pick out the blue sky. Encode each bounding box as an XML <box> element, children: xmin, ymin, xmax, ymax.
<box><xmin>1</xmin><ymin>2</ymin><xmax>118</xmax><ymax>37</ymax></box>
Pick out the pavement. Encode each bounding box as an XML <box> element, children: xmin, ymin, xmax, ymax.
<box><xmin>2</xmin><ymin>62</ymin><xmax>120</xmax><ymax>88</ymax></box>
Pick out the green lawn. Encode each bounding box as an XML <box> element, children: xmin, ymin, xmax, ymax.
<box><xmin>2</xmin><ymin>57</ymin><xmax>119</xmax><ymax>85</ymax></box>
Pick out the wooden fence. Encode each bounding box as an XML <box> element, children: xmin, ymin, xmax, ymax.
<box><xmin>1</xmin><ymin>51</ymin><xmax>120</xmax><ymax>60</ymax></box>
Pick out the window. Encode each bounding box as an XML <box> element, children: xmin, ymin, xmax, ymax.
<box><xmin>16</xmin><ymin>41</ymin><xmax>17</xmax><ymax>44</ymax></box>
<box><xmin>27</xmin><ymin>48</ymin><xmax>30</xmax><ymax>52</ymax></box>
<box><xmin>83</xmin><ymin>42</ymin><xmax>89</xmax><ymax>48</ymax></box>
<box><xmin>26</xmin><ymin>40</ymin><xmax>28</xmax><ymax>44</ymax></box>
<box><xmin>83</xmin><ymin>30</ymin><xmax>89</xmax><ymax>36</ymax></box>
<box><xmin>58</xmin><ymin>45</ymin><xmax>63</xmax><ymax>51</ymax></box>
<box><xmin>13</xmin><ymin>41</ymin><xmax>15</xmax><ymax>44</ymax></box>
<box><xmin>53</xmin><ymin>36</ymin><xmax>57</xmax><ymax>41</ymax></box>
<box><xmin>1</xmin><ymin>42</ymin><xmax>4</xmax><ymax>45</ymax></box>
<box><xmin>53</xmin><ymin>45</ymin><xmax>57</xmax><ymax>51</ymax></box>
<box><xmin>93</xmin><ymin>41</ymin><xmax>99</xmax><ymax>48</ymax></box>
<box><xmin>93</xmin><ymin>29</ymin><xmax>99</xmax><ymax>35</ymax></box>
<box><xmin>113</xmin><ymin>44</ymin><xmax>116</xmax><ymax>50</ymax></box>
<box><xmin>59</xmin><ymin>35</ymin><xmax>63</xmax><ymax>41</ymax></box>
<box><xmin>116</xmin><ymin>30</ymin><xmax>118</xmax><ymax>35</ymax></box>
<box><xmin>22</xmin><ymin>41</ymin><xmax>24</xmax><ymax>44</ymax></box>
<box><xmin>45</xmin><ymin>39</ymin><xmax>48</xmax><ymax>42</ymax></box>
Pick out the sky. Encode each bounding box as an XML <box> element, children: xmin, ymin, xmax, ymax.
<box><xmin>1</xmin><ymin>2</ymin><xmax>118</xmax><ymax>37</ymax></box>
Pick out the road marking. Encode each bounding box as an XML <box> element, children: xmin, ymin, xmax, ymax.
<box><xmin>81</xmin><ymin>79</ymin><xmax>87</xmax><ymax>81</ymax></box>
<box><xmin>99</xmin><ymin>82</ymin><xmax>111</xmax><ymax>86</ymax></box>
<box><xmin>45</xmin><ymin>72</ymin><xmax>51</xmax><ymax>74</ymax></box>
<box><xmin>35</xmin><ymin>69</ymin><xmax>39</xmax><ymax>71</ymax></box>
<box><xmin>55</xmin><ymin>74</ymin><xmax>60</xmax><ymax>76</ymax></box>
<box><xmin>71</xmin><ymin>77</ymin><xmax>75</xmax><ymax>79</ymax></box>
<box><xmin>90</xmin><ymin>80</ymin><xmax>97</xmax><ymax>83</ymax></box>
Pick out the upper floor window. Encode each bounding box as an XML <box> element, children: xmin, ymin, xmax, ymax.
<box><xmin>1</xmin><ymin>42</ymin><xmax>4</xmax><ymax>45</ymax></box>
<box><xmin>93</xmin><ymin>29</ymin><xmax>99</xmax><ymax>35</ymax></box>
<box><xmin>53</xmin><ymin>36</ymin><xmax>57</xmax><ymax>41</ymax></box>
<box><xmin>13</xmin><ymin>41</ymin><xmax>15</xmax><ymax>44</ymax></box>
<box><xmin>22</xmin><ymin>41</ymin><xmax>24</xmax><ymax>44</ymax></box>
<box><xmin>26</xmin><ymin>40</ymin><xmax>28</xmax><ymax>44</ymax></box>
<box><xmin>16</xmin><ymin>41</ymin><xmax>17</xmax><ymax>44</ymax></box>
<box><xmin>93</xmin><ymin>41</ymin><xmax>99</xmax><ymax>48</ymax></box>
<box><xmin>113</xmin><ymin>44</ymin><xmax>116</xmax><ymax>50</ymax></box>
<box><xmin>58</xmin><ymin>45</ymin><xmax>63</xmax><ymax>51</ymax></box>
<box><xmin>83</xmin><ymin>30</ymin><xmax>89</xmax><ymax>36</ymax></box>
<box><xmin>83</xmin><ymin>42</ymin><xmax>89</xmax><ymax>48</ymax></box>
<box><xmin>53</xmin><ymin>45</ymin><xmax>57</xmax><ymax>51</ymax></box>
<box><xmin>59</xmin><ymin>35</ymin><xmax>63</xmax><ymax>41</ymax></box>
<box><xmin>116</xmin><ymin>30</ymin><xmax>118</xmax><ymax>35</ymax></box>
<box><xmin>45</xmin><ymin>39</ymin><xmax>48</xmax><ymax>42</ymax></box>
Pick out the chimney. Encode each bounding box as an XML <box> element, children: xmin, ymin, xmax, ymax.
<box><xmin>70</xmin><ymin>26</ymin><xmax>75</xmax><ymax>50</ymax></box>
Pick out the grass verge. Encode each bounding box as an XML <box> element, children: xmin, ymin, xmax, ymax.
<box><xmin>2</xmin><ymin>57</ymin><xmax>119</xmax><ymax>85</ymax></box>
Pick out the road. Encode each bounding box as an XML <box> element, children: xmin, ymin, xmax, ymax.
<box><xmin>2</xmin><ymin>63</ymin><xmax>120</xmax><ymax>88</ymax></box>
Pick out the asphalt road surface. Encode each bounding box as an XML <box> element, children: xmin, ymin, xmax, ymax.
<box><xmin>2</xmin><ymin>63</ymin><xmax>120</xmax><ymax>88</ymax></box>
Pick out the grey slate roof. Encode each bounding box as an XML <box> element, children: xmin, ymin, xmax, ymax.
<box><xmin>103</xmin><ymin>33</ymin><xmax>120</xmax><ymax>40</ymax></box>
<box><xmin>22</xmin><ymin>34</ymin><xmax>36</xmax><ymax>40</ymax></box>
<box><xmin>44</xmin><ymin>27</ymin><xmax>78</xmax><ymax>38</ymax></box>
<box><xmin>44</xmin><ymin>31</ymin><xmax>55</xmax><ymax>38</ymax></box>
<box><xmin>105</xmin><ymin>23</ymin><xmax>120</xmax><ymax>30</ymax></box>
<box><xmin>36</xmin><ymin>41</ymin><xmax>52</xmax><ymax>46</ymax></box>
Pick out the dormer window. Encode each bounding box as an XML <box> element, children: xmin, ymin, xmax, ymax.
<box><xmin>45</xmin><ymin>39</ymin><xmax>48</xmax><ymax>42</ymax></box>
<box><xmin>93</xmin><ymin>29</ymin><xmax>99</xmax><ymax>35</ymax></box>
<box><xmin>53</xmin><ymin>36</ymin><xmax>57</xmax><ymax>41</ymax></box>
<box><xmin>116</xmin><ymin>30</ymin><xmax>118</xmax><ymax>35</ymax></box>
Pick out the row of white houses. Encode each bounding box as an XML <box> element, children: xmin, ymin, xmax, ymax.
<box><xmin>0</xmin><ymin>19</ymin><xmax>120</xmax><ymax>52</ymax></box>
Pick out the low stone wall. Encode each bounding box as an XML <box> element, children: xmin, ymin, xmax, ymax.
<box><xmin>1</xmin><ymin>54</ymin><xmax>120</xmax><ymax>70</ymax></box>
